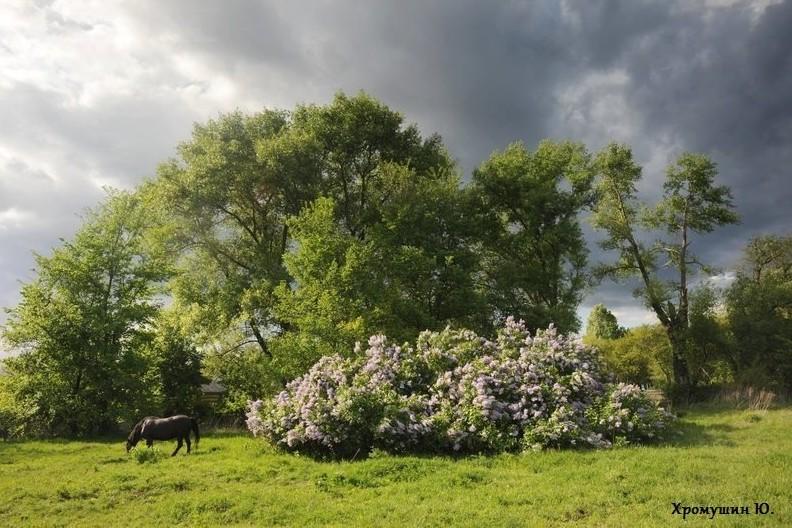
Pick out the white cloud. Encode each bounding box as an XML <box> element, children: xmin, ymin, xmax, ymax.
<box><xmin>0</xmin><ymin>207</ymin><xmax>34</xmax><ymax>230</ymax></box>
<box><xmin>554</xmin><ymin>68</ymin><xmax>636</xmax><ymax>148</ymax></box>
<box><xmin>705</xmin><ymin>271</ymin><xmax>738</xmax><ymax>288</ymax></box>
<box><xmin>690</xmin><ymin>0</ymin><xmax>783</xmax><ymax>21</ymax></box>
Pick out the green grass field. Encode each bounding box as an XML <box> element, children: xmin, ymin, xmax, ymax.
<box><xmin>1</xmin><ymin>406</ymin><xmax>790</xmax><ymax>527</ymax></box>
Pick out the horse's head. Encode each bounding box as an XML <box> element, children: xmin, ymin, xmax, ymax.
<box><xmin>126</xmin><ymin>422</ymin><xmax>142</xmax><ymax>452</ymax></box>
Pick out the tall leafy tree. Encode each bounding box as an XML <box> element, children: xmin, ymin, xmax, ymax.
<box><xmin>726</xmin><ymin>234</ymin><xmax>792</xmax><ymax>389</ymax></box>
<box><xmin>591</xmin><ymin>145</ymin><xmax>738</xmax><ymax>392</ymax></box>
<box><xmin>291</xmin><ymin>92</ymin><xmax>452</xmax><ymax>241</ymax></box>
<box><xmin>585</xmin><ymin>304</ymin><xmax>625</xmax><ymax>340</ymax></box>
<box><xmin>471</xmin><ymin>141</ymin><xmax>593</xmax><ymax>332</ymax></box>
<box><xmin>153</xmin><ymin>92</ymin><xmax>451</xmax><ymax>361</ymax></box>
<box><xmin>274</xmin><ymin>163</ymin><xmax>483</xmax><ymax>367</ymax></box>
<box><xmin>153</xmin><ymin>109</ymin><xmax>318</xmax><ymax>356</ymax></box>
<box><xmin>741</xmin><ymin>234</ymin><xmax>792</xmax><ymax>282</ymax></box>
<box><xmin>270</xmin><ymin>94</ymin><xmax>463</xmax><ymax>362</ymax></box>
<box><xmin>2</xmin><ymin>192</ymin><xmax>169</xmax><ymax>435</ymax></box>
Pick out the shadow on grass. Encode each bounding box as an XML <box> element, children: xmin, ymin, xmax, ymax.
<box><xmin>194</xmin><ymin>420</ymin><xmax>743</xmax><ymax>464</ymax></box>
<box><xmin>662</xmin><ymin>420</ymin><xmax>737</xmax><ymax>448</ymax></box>
<box><xmin>274</xmin><ymin>420</ymin><xmax>743</xmax><ymax>463</ymax></box>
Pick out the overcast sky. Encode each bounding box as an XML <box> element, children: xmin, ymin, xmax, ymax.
<box><xmin>1</xmin><ymin>0</ymin><xmax>791</xmax><ymax>350</ymax></box>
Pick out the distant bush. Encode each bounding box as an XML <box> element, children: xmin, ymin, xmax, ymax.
<box><xmin>246</xmin><ymin>318</ymin><xmax>674</xmax><ymax>457</ymax></box>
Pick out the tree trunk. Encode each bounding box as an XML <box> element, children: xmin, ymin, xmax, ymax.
<box><xmin>249</xmin><ymin>319</ymin><xmax>271</xmax><ymax>357</ymax></box>
<box><xmin>667</xmin><ymin>326</ymin><xmax>691</xmax><ymax>403</ymax></box>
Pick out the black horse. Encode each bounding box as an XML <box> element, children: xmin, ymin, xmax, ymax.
<box><xmin>126</xmin><ymin>415</ymin><xmax>200</xmax><ymax>456</ymax></box>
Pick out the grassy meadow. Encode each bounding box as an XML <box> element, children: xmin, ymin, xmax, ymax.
<box><xmin>0</xmin><ymin>406</ymin><xmax>790</xmax><ymax>527</ymax></box>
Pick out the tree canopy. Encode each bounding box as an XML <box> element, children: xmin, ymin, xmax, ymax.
<box><xmin>148</xmin><ymin>93</ymin><xmax>596</xmax><ymax>383</ymax></box>
<box><xmin>725</xmin><ymin>234</ymin><xmax>792</xmax><ymax>390</ymax></box>
<box><xmin>585</xmin><ymin>304</ymin><xmax>625</xmax><ymax>340</ymax></box>
<box><xmin>471</xmin><ymin>141</ymin><xmax>593</xmax><ymax>333</ymax></box>
<box><xmin>152</xmin><ymin>93</ymin><xmax>452</xmax><ymax>359</ymax></box>
<box><xmin>591</xmin><ymin>144</ymin><xmax>738</xmax><ymax>392</ymax></box>
<box><xmin>4</xmin><ymin>92</ymin><xmax>775</xmax><ymax>434</ymax></box>
<box><xmin>2</xmin><ymin>192</ymin><xmax>170</xmax><ymax>435</ymax></box>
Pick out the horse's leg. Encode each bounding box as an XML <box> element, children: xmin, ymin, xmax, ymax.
<box><xmin>172</xmin><ymin>436</ymin><xmax>183</xmax><ymax>456</ymax></box>
<box><xmin>185</xmin><ymin>434</ymin><xmax>192</xmax><ymax>454</ymax></box>
<box><xmin>146</xmin><ymin>439</ymin><xmax>153</xmax><ymax>448</ymax></box>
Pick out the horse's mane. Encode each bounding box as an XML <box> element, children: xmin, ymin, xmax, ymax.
<box><xmin>128</xmin><ymin>416</ymin><xmax>156</xmax><ymax>443</ymax></box>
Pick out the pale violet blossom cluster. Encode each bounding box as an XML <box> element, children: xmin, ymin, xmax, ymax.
<box><xmin>246</xmin><ymin>318</ymin><xmax>674</xmax><ymax>457</ymax></box>
<box><xmin>595</xmin><ymin>382</ymin><xmax>675</xmax><ymax>441</ymax></box>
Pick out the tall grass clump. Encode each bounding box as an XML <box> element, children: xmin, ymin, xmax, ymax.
<box><xmin>716</xmin><ymin>386</ymin><xmax>778</xmax><ymax>411</ymax></box>
<box><xmin>246</xmin><ymin>318</ymin><xmax>674</xmax><ymax>458</ymax></box>
<box><xmin>130</xmin><ymin>446</ymin><xmax>166</xmax><ymax>464</ymax></box>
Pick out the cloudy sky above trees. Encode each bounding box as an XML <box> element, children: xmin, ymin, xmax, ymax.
<box><xmin>1</xmin><ymin>0</ymin><xmax>791</xmax><ymax>338</ymax></box>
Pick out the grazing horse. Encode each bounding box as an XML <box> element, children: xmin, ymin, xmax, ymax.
<box><xmin>126</xmin><ymin>415</ymin><xmax>200</xmax><ymax>456</ymax></box>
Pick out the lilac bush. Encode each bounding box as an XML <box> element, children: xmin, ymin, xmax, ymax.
<box><xmin>246</xmin><ymin>318</ymin><xmax>674</xmax><ymax>457</ymax></box>
<box><xmin>592</xmin><ymin>382</ymin><xmax>676</xmax><ymax>443</ymax></box>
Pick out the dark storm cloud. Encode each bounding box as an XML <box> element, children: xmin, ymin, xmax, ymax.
<box><xmin>594</xmin><ymin>0</ymin><xmax>792</xmax><ymax>270</ymax></box>
<box><xmin>546</xmin><ymin>0</ymin><xmax>792</xmax><ymax>326</ymax></box>
<box><xmin>1</xmin><ymin>0</ymin><xmax>791</xmax><ymax>341</ymax></box>
<box><xmin>132</xmin><ymin>0</ymin><xmax>584</xmax><ymax>172</ymax></box>
<box><xmin>128</xmin><ymin>0</ymin><xmax>305</xmax><ymax>71</ymax></box>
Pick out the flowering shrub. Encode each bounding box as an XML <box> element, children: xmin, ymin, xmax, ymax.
<box><xmin>247</xmin><ymin>318</ymin><xmax>674</xmax><ymax>457</ymax></box>
<box><xmin>591</xmin><ymin>383</ymin><xmax>676</xmax><ymax>443</ymax></box>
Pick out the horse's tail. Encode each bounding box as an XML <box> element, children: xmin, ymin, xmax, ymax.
<box><xmin>190</xmin><ymin>417</ymin><xmax>200</xmax><ymax>446</ymax></box>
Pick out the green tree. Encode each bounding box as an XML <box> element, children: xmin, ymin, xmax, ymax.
<box><xmin>153</xmin><ymin>92</ymin><xmax>452</xmax><ymax>364</ymax></box>
<box><xmin>2</xmin><ymin>192</ymin><xmax>169</xmax><ymax>435</ymax></box>
<box><xmin>471</xmin><ymin>141</ymin><xmax>593</xmax><ymax>332</ymax></box>
<box><xmin>152</xmin><ymin>108</ymin><xmax>312</xmax><ymax>357</ymax></box>
<box><xmin>726</xmin><ymin>234</ymin><xmax>792</xmax><ymax>390</ymax></box>
<box><xmin>741</xmin><ymin>234</ymin><xmax>792</xmax><ymax>282</ymax></box>
<box><xmin>271</xmin><ymin>94</ymin><xmax>469</xmax><ymax>362</ymax></box>
<box><xmin>585</xmin><ymin>304</ymin><xmax>625</xmax><ymax>340</ymax></box>
<box><xmin>686</xmin><ymin>284</ymin><xmax>732</xmax><ymax>386</ymax></box>
<box><xmin>274</xmin><ymin>163</ymin><xmax>483</xmax><ymax>366</ymax></box>
<box><xmin>148</xmin><ymin>313</ymin><xmax>205</xmax><ymax>416</ymax></box>
<box><xmin>588</xmin><ymin>324</ymin><xmax>672</xmax><ymax>386</ymax></box>
<box><xmin>201</xmin><ymin>342</ymin><xmax>283</xmax><ymax>414</ymax></box>
<box><xmin>591</xmin><ymin>145</ymin><xmax>738</xmax><ymax>393</ymax></box>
